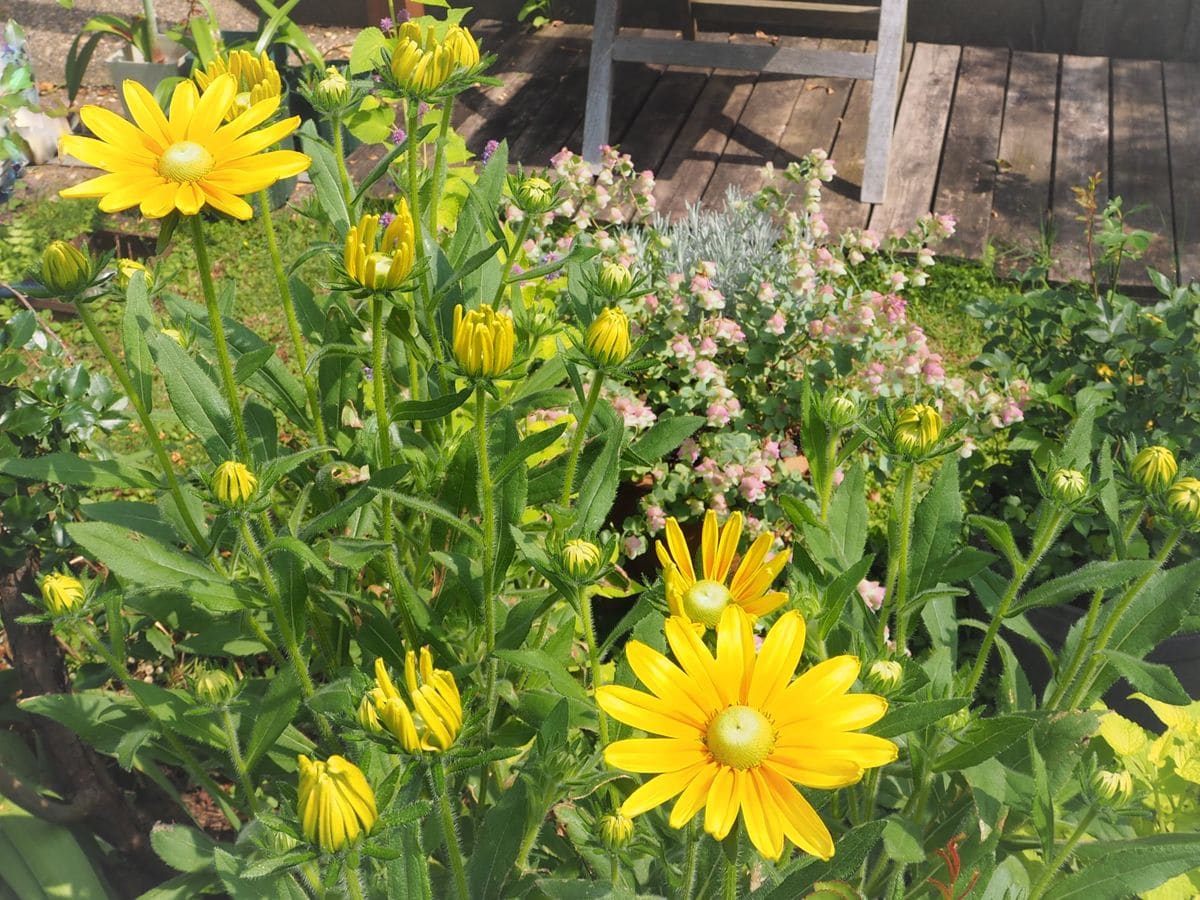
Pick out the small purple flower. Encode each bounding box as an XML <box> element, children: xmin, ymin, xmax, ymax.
<box><xmin>418</xmin><ymin>101</ymin><xmax>430</xmax><ymax>117</ymax></box>
<box><xmin>363</xmin><ymin>366</ymin><xmax>374</xmax><ymax>381</ymax></box>
<box><xmin>380</xmin><ymin>16</ymin><xmax>394</xmax><ymax>31</ymax></box>
<box><xmin>390</xmin><ymin>126</ymin><xmax>407</xmax><ymax>146</ymax></box>
<box><xmin>396</xmin><ymin>9</ymin><xmax>410</xmax><ymax>22</ymax></box>
<box><xmin>482</xmin><ymin>139</ymin><xmax>500</xmax><ymax>163</ymax></box>
<box><xmin>379</xmin><ymin>212</ymin><xmax>395</xmax><ymax>228</ymax></box>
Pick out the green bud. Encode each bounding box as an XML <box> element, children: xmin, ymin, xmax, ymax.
<box><xmin>1130</xmin><ymin>445</ymin><xmax>1178</xmax><ymax>494</ymax></box>
<box><xmin>597</xmin><ymin>261</ymin><xmax>634</xmax><ymax>298</ymax></box>
<box><xmin>598</xmin><ymin>812</ymin><xmax>634</xmax><ymax>850</ymax></box>
<box><xmin>822</xmin><ymin>394</ymin><xmax>858</xmax><ymax>431</ymax></box>
<box><xmin>892</xmin><ymin>404</ymin><xmax>942</xmax><ymax>457</ymax></box>
<box><xmin>40</xmin><ymin>241</ymin><xmax>92</xmax><ymax>296</ymax></box>
<box><xmin>562</xmin><ymin>539</ymin><xmax>602</xmax><ymax>579</ymax></box>
<box><xmin>1091</xmin><ymin>768</ymin><xmax>1133</xmax><ymax>805</ymax></box>
<box><xmin>1049</xmin><ymin>467</ymin><xmax>1088</xmax><ymax>505</ymax></box>
<box><xmin>514</xmin><ymin>175</ymin><xmax>557</xmax><ymax>214</ymax></box>
<box><xmin>193</xmin><ymin>669</ymin><xmax>237</xmax><ymax>706</ymax></box>
<box><xmin>865</xmin><ymin>660</ymin><xmax>904</xmax><ymax>694</ymax></box>
<box><xmin>1166</xmin><ymin>477</ymin><xmax>1200</xmax><ymax>527</ymax></box>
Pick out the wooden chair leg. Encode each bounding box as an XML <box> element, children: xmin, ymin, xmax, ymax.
<box><xmin>682</xmin><ymin>0</ymin><xmax>697</xmax><ymax>40</ymax></box>
<box><xmin>583</xmin><ymin>0</ymin><xmax>620</xmax><ymax>163</ymax></box>
<box><xmin>862</xmin><ymin>0</ymin><xmax>908</xmax><ymax>203</ymax></box>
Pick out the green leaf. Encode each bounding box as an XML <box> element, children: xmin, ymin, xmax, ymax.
<box><xmin>495</xmin><ymin>649</ymin><xmax>588</xmax><ymax>703</ymax></box>
<box><xmin>0</xmin><ymin>452</ymin><xmax>155</xmax><ymax>489</ymax></box>
<box><xmin>828</xmin><ymin>460</ymin><xmax>869</xmax><ymax>565</ymax></box>
<box><xmin>299</xmin><ymin>122</ymin><xmax>349</xmax><ymax>236</ymax></box>
<box><xmin>244</xmin><ymin>670</ymin><xmax>302</xmax><ymax>773</ymax></box>
<box><xmin>761</xmin><ymin>820</ymin><xmax>886</xmax><ymax>899</ymax></box>
<box><xmin>80</xmin><ymin>500</ymin><xmax>176</xmax><ymax>544</ymax></box>
<box><xmin>393</xmin><ymin>386</ymin><xmax>472</xmax><ymax>421</ymax></box>
<box><xmin>909</xmin><ymin>456</ymin><xmax>962</xmax><ymax>594</ymax></box>
<box><xmin>267</xmin><ymin>536</ymin><xmax>333</xmax><ymax>580</ymax></box>
<box><xmin>147</xmin><ymin>330</ymin><xmax>235</xmax><ymax>464</ymax></box>
<box><xmin>1058</xmin><ymin>399</ymin><xmax>1098</xmax><ymax>470</ymax></box>
<box><xmin>257</xmin><ymin>446</ymin><xmax>331</xmax><ymax>494</ymax></box>
<box><xmin>66</xmin><ymin>522</ymin><xmax>258</xmax><ymax>613</ymax></box>
<box><xmin>931</xmin><ymin>715</ymin><xmax>1035</xmax><ymax>772</ymax></box>
<box><xmin>1009</xmin><ymin>560</ymin><xmax>1157</xmax><ymax>616</ymax></box>
<box><xmin>882</xmin><ymin>816</ymin><xmax>925</xmax><ymax>864</ymax></box>
<box><xmin>234</xmin><ymin>346</ymin><xmax>276</xmax><ymax>384</ymax></box>
<box><xmin>871</xmin><ymin>698</ymin><xmax>968</xmax><ymax>739</ymax></box>
<box><xmin>576</xmin><ymin>405</ymin><xmax>623</xmax><ymax>534</ymax></box>
<box><xmin>1046</xmin><ymin>834</ymin><xmax>1200</xmax><ymax>900</ymax></box>
<box><xmin>969</xmin><ymin>514</ymin><xmax>1021</xmax><ymax>570</ymax></box>
<box><xmin>818</xmin><ymin>555</ymin><xmax>875</xmax><ymax>640</ymax></box>
<box><xmin>150</xmin><ymin>823</ymin><xmax>217</xmax><ymax>874</ymax></box>
<box><xmin>348</xmin><ymin>26</ymin><xmax>388</xmax><ymax>73</ymax></box>
<box><xmin>467</xmin><ymin>777</ymin><xmax>528</xmax><ymax>899</ymax></box>
<box><xmin>122</xmin><ymin>271</ymin><xmax>155</xmax><ymax>412</ymax></box>
<box><xmin>1100</xmin><ymin>650</ymin><xmax>1191</xmax><ymax>704</ymax></box>
<box><xmin>625</xmin><ymin>414</ymin><xmax>704</xmax><ymax>465</ymax></box>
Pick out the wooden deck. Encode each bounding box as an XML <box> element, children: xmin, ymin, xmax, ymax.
<box><xmin>441</xmin><ymin>18</ymin><xmax>1200</xmax><ymax>287</ymax></box>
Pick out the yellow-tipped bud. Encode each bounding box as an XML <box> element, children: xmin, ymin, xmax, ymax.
<box><xmin>443</xmin><ymin>25</ymin><xmax>480</xmax><ymax>69</ymax></box>
<box><xmin>512</xmin><ymin>175</ymin><xmax>557</xmax><ymax>214</ymax></box>
<box><xmin>1092</xmin><ymin>768</ymin><xmax>1133</xmax><ymax>805</ymax></box>
<box><xmin>599</xmin><ymin>812</ymin><xmax>634</xmax><ymax>850</ymax></box>
<box><xmin>866</xmin><ymin>660</ymin><xmax>904</xmax><ymax>694</ymax></box>
<box><xmin>161</xmin><ymin>328</ymin><xmax>185</xmax><ymax>346</ymax></box>
<box><xmin>357</xmin><ymin>688</ymin><xmax>386</xmax><ymax>734</ymax></box>
<box><xmin>1130</xmin><ymin>445</ymin><xmax>1178</xmax><ymax>494</ymax></box>
<box><xmin>194</xmin><ymin>50</ymin><xmax>282</xmax><ymax>120</ymax></box>
<box><xmin>453</xmin><ymin>304</ymin><xmax>515</xmax><ymax>378</ymax></box>
<box><xmin>1166</xmin><ymin>476</ymin><xmax>1200</xmax><ymax>527</ymax></box>
<box><xmin>370</xmin><ymin>649</ymin><xmax>462</xmax><ymax>753</ymax></box>
<box><xmin>390</xmin><ymin>23</ymin><xmax>478</xmax><ymax>95</ymax></box>
<box><xmin>563</xmin><ymin>539</ymin><xmax>602</xmax><ymax>579</ymax></box>
<box><xmin>296</xmin><ymin>754</ymin><xmax>378</xmax><ymax>852</ymax></box>
<box><xmin>823</xmin><ymin>394</ymin><xmax>858</xmax><ymax>431</ymax></box>
<box><xmin>343</xmin><ymin>207</ymin><xmax>416</xmax><ymax>292</ymax></box>
<box><xmin>316</xmin><ymin>66</ymin><xmax>350</xmax><ymax>104</ymax></box>
<box><xmin>585</xmin><ymin>307</ymin><xmax>632</xmax><ymax>367</ymax></box>
<box><xmin>1049</xmin><ymin>468</ymin><xmax>1088</xmax><ymax>505</ymax></box>
<box><xmin>40</xmin><ymin>241</ymin><xmax>92</xmax><ymax>296</ymax></box>
<box><xmin>115</xmin><ymin>258</ymin><xmax>152</xmax><ymax>290</ymax></box>
<box><xmin>892</xmin><ymin>404</ymin><xmax>942</xmax><ymax>456</ymax></box>
<box><xmin>213</xmin><ymin>460</ymin><xmax>258</xmax><ymax>506</ymax></box>
<box><xmin>193</xmin><ymin>669</ymin><xmax>237</xmax><ymax>706</ymax></box>
<box><xmin>597</xmin><ymin>261</ymin><xmax>634</xmax><ymax>298</ymax></box>
<box><xmin>40</xmin><ymin>572</ymin><xmax>84</xmax><ymax>615</ymax></box>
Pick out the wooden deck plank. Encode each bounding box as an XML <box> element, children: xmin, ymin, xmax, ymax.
<box><xmin>820</xmin><ymin>42</ymin><xmax>914</xmax><ymax>234</ymax></box>
<box><xmin>701</xmin><ymin>36</ymin><xmax>819</xmax><ymax>207</ymax></box>
<box><xmin>869</xmin><ymin>42</ymin><xmax>961</xmax><ymax>236</ymax></box>
<box><xmin>654</xmin><ymin>61</ymin><xmax>757</xmax><ymax>218</ymax></box>
<box><xmin>1050</xmin><ymin>55</ymin><xmax>1110</xmax><ymax>284</ymax></box>
<box><xmin>507</xmin><ymin>27</ymin><xmax>595</xmax><ymax>164</ymax></box>
<box><xmin>1165</xmin><ymin>62</ymin><xmax>1200</xmax><ymax>284</ymax></box>
<box><xmin>1111</xmin><ymin>59</ymin><xmax>1176</xmax><ymax>282</ymax></box>
<box><xmin>990</xmin><ymin>51</ymin><xmax>1058</xmax><ymax>261</ymax></box>
<box><xmin>775</xmin><ymin>39</ymin><xmax>863</xmax><ymax>166</ymax></box>
<box><xmin>933</xmin><ymin>45</ymin><xmax>1009</xmax><ymax>259</ymax></box>
<box><xmin>454</xmin><ymin>20</ymin><xmax>547</xmax><ymax>146</ymax></box>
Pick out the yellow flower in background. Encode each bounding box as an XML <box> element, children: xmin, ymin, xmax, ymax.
<box><xmin>1130</xmin><ymin>445</ymin><xmax>1178</xmax><ymax>494</ymax></box>
<box><xmin>357</xmin><ymin>688</ymin><xmax>386</xmax><ymax>734</ymax></box>
<box><xmin>656</xmin><ymin>510</ymin><xmax>790</xmax><ymax>628</ymax></box>
<box><xmin>892</xmin><ymin>403</ymin><xmax>943</xmax><ymax>456</ymax></box>
<box><xmin>40</xmin><ymin>572</ymin><xmax>84</xmax><ymax>615</ymax></box>
<box><xmin>453</xmin><ymin>304</ymin><xmax>515</xmax><ymax>378</ymax></box>
<box><xmin>586</xmin><ymin>307</ymin><xmax>632</xmax><ymax>367</ymax></box>
<box><xmin>59</xmin><ymin>75</ymin><xmax>309</xmax><ymax>220</ymax></box>
<box><xmin>370</xmin><ymin>649</ymin><xmax>462</xmax><ymax>753</ymax></box>
<box><xmin>213</xmin><ymin>460</ymin><xmax>257</xmax><ymax>505</ymax></box>
<box><xmin>296</xmin><ymin>754</ymin><xmax>378</xmax><ymax>852</ymax></box>
<box><xmin>194</xmin><ymin>50</ymin><xmax>281</xmax><ymax>120</ymax></box>
<box><xmin>597</xmin><ymin>607</ymin><xmax>896</xmax><ymax>860</ymax></box>
<box><xmin>343</xmin><ymin>206</ymin><xmax>416</xmax><ymax>291</ymax></box>
<box><xmin>40</xmin><ymin>241</ymin><xmax>92</xmax><ymax>295</ymax></box>
<box><xmin>115</xmin><ymin>258</ymin><xmax>152</xmax><ymax>290</ymax></box>
<box><xmin>1095</xmin><ymin>363</ymin><xmax>1116</xmax><ymax>381</ymax></box>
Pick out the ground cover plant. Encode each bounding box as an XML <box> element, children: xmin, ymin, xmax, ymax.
<box><xmin>2</xmin><ymin>8</ymin><xmax>1199</xmax><ymax>899</ymax></box>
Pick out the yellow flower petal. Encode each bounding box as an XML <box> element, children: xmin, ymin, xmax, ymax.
<box><xmin>748</xmin><ymin>611</ymin><xmax>806</xmax><ymax>710</ymax></box>
<box><xmin>771</xmin><ymin>656</ymin><xmax>861</xmax><ymax>725</ymax></box>
<box><xmin>664</xmin><ymin>616</ymin><xmax>730</xmax><ymax>705</ymax></box>
<box><xmin>122</xmin><ymin>79</ymin><xmax>173</xmax><ymax>147</ymax></box>
<box><xmin>704</xmin><ymin>766</ymin><xmax>739</xmax><ymax>840</ymax></box>
<box><xmin>760</xmin><ymin>766</ymin><xmax>834</xmax><ymax>859</ymax></box>
<box><xmin>664</xmin><ymin>518</ymin><xmax>696</xmax><ymax>584</ymax></box>
<box><xmin>619</xmin><ymin>761</ymin><xmax>707</xmax><ymax>818</ymax></box>
<box><xmin>626</xmin><ymin>641</ymin><xmax>718</xmax><ymax>723</ymax></box>
<box><xmin>765</xmin><ymin>754</ymin><xmax>863</xmax><ymax>789</ymax></box>
<box><xmin>712</xmin><ymin>511</ymin><xmax>743</xmax><ymax>583</ymax></box>
<box><xmin>668</xmin><ymin>762</ymin><xmax>718</xmax><ymax>828</ymax></box>
<box><xmin>604</xmin><ymin>738</ymin><xmax>707</xmax><ymax>773</ymax></box>
<box><xmin>596</xmin><ymin>684</ymin><xmax>701</xmax><ymax>740</ymax></box>
<box><xmin>714</xmin><ymin>604</ymin><xmax>756</xmax><ymax>700</ymax></box>
<box><xmin>743</xmin><ymin>768</ymin><xmax>786</xmax><ymax>860</ymax></box>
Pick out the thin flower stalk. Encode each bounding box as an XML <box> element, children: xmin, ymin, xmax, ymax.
<box><xmin>219</xmin><ymin>708</ymin><xmax>259</xmax><ymax>815</ymax></box>
<box><xmin>560</xmin><ymin>375</ymin><xmax>604</xmax><ymax>507</ymax></box>
<box><xmin>431</xmin><ymin>758</ymin><xmax>469</xmax><ymax>900</ymax></box>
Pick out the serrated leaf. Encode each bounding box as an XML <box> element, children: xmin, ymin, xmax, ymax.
<box><xmin>1009</xmin><ymin>560</ymin><xmax>1156</xmax><ymax>616</ymax></box>
<box><xmin>931</xmin><ymin>715</ymin><xmax>1035</xmax><ymax>772</ymax></box>
<box><xmin>150</xmin><ymin>823</ymin><xmax>217</xmax><ymax>874</ymax></box>
<box><xmin>871</xmin><ymin>698</ymin><xmax>968</xmax><ymax>739</ymax></box>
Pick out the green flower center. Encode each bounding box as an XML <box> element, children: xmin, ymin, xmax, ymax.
<box><xmin>707</xmin><ymin>705</ymin><xmax>774</xmax><ymax>769</ymax></box>
<box><xmin>233</xmin><ymin>90</ymin><xmax>253</xmax><ymax>114</ymax></box>
<box><xmin>682</xmin><ymin>579</ymin><xmax>731</xmax><ymax>627</ymax></box>
<box><xmin>367</xmin><ymin>252</ymin><xmax>393</xmax><ymax>284</ymax></box>
<box><xmin>159</xmin><ymin>141</ymin><xmax>214</xmax><ymax>183</ymax></box>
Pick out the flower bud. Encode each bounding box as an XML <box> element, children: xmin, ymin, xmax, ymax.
<box><xmin>1166</xmin><ymin>476</ymin><xmax>1200</xmax><ymax>527</ymax></box>
<box><xmin>40</xmin><ymin>241</ymin><xmax>92</xmax><ymax>296</ymax></box>
<box><xmin>40</xmin><ymin>572</ymin><xmax>84</xmax><ymax>615</ymax></box>
<box><xmin>946</xmin><ymin>707</ymin><xmax>971</xmax><ymax>732</ymax></box>
<box><xmin>213</xmin><ymin>460</ymin><xmax>258</xmax><ymax>506</ymax></box>
<box><xmin>823</xmin><ymin>394</ymin><xmax>858</xmax><ymax>431</ymax></box>
<box><xmin>562</xmin><ymin>539</ymin><xmax>602</xmax><ymax>579</ymax></box>
<box><xmin>865</xmin><ymin>660</ymin><xmax>904</xmax><ymax>694</ymax></box>
<box><xmin>297</xmin><ymin>754</ymin><xmax>378</xmax><ymax>852</ymax></box>
<box><xmin>115</xmin><ymin>258</ymin><xmax>152</xmax><ymax>290</ymax></box>
<box><xmin>598</xmin><ymin>812</ymin><xmax>634</xmax><ymax>850</ymax></box>
<box><xmin>316</xmin><ymin>66</ymin><xmax>350</xmax><ymax>105</ymax></box>
<box><xmin>585</xmin><ymin>307</ymin><xmax>632</xmax><ymax>367</ymax></box>
<box><xmin>892</xmin><ymin>404</ymin><xmax>942</xmax><ymax>456</ymax></box>
<box><xmin>357</xmin><ymin>688</ymin><xmax>385</xmax><ymax>734</ymax></box>
<box><xmin>372</xmin><ymin>650</ymin><xmax>462</xmax><ymax>753</ymax></box>
<box><xmin>452</xmin><ymin>304</ymin><xmax>515</xmax><ymax>378</ymax></box>
<box><xmin>1048</xmin><ymin>467</ymin><xmax>1088</xmax><ymax>505</ymax></box>
<box><xmin>1130</xmin><ymin>445</ymin><xmax>1178</xmax><ymax>494</ymax></box>
<box><xmin>1092</xmin><ymin>768</ymin><xmax>1133</xmax><ymax>805</ymax></box>
<box><xmin>193</xmin><ymin>669</ymin><xmax>237</xmax><ymax>706</ymax></box>
<box><xmin>597</xmin><ymin>261</ymin><xmax>634</xmax><ymax>298</ymax></box>
<box><xmin>513</xmin><ymin>175</ymin><xmax>557</xmax><ymax>215</ymax></box>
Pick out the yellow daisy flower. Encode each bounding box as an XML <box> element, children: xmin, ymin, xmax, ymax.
<box><xmin>193</xmin><ymin>49</ymin><xmax>282</xmax><ymax>120</ymax></box>
<box><xmin>597</xmin><ymin>606</ymin><xmax>896</xmax><ymax>861</ymax></box>
<box><xmin>656</xmin><ymin>510</ymin><xmax>790</xmax><ymax>628</ymax></box>
<box><xmin>59</xmin><ymin>75</ymin><xmax>309</xmax><ymax>220</ymax></box>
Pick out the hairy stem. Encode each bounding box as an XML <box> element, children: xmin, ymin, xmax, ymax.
<box><xmin>1027</xmin><ymin>805</ymin><xmax>1099</xmax><ymax>900</ymax></box>
<box><xmin>560</xmin><ymin>375</ymin><xmax>605</xmax><ymax>508</ymax></box>
<box><xmin>431</xmin><ymin>758</ymin><xmax>469</xmax><ymax>900</ymax></box>
<box><xmin>578</xmin><ymin>586</ymin><xmax>609</xmax><ymax>745</ymax></box>
<box><xmin>219</xmin><ymin>709</ymin><xmax>258</xmax><ymax>815</ymax></box>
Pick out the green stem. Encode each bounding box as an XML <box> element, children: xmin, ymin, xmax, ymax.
<box><xmin>427</xmin><ymin>100</ymin><xmax>454</xmax><ymax>237</ymax></box>
<box><xmin>77</xmin><ymin>624</ymin><xmax>241</xmax><ymax>828</ymax></box>
<box><xmin>1063</xmin><ymin>527</ymin><xmax>1184</xmax><ymax>709</ymax></box>
<box><xmin>345</xmin><ymin>848</ymin><xmax>366</xmax><ymax>900</ymax></box>
<box><xmin>189</xmin><ymin>216</ymin><xmax>251</xmax><ymax>462</ymax></box>
<box><xmin>962</xmin><ymin>506</ymin><xmax>1069</xmax><ymax>698</ymax></box>
<box><xmin>331</xmin><ymin>114</ymin><xmax>353</xmax><ymax>212</ymax></box>
<box><xmin>259</xmin><ymin>190</ymin><xmax>327</xmax><ymax>448</ymax></box>
<box><xmin>817</xmin><ymin>429</ymin><xmax>840</xmax><ymax>523</ymax></box>
<box><xmin>723</xmin><ymin>834</ymin><xmax>739</xmax><ymax>900</ymax></box>
<box><xmin>73</xmin><ymin>301</ymin><xmax>209</xmax><ymax>552</ymax></box>
<box><xmin>236</xmin><ymin>518</ymin><xmax>333</xmax><ymax>741</ymax></box>
<box><xmin>578</xmin><ymin>586</ymin><xmax>609</xmax><ymax>746</ymax></box>
<box><xmin>220</xmin><ymin>709</ymin><xmax>258</xmax><ymax>815</ymax></box>
<box><xmin>610</xmin><ymin>853</ymin><xmax>619</xmax><ymax>886</ymax></box>
<box><xmin>891</xmin><ymin>465</ymin><xmax>918</xmax><ymax>650</ymax></box>
<box><xmin>878</xmin><ymin>464</ymin><xmax>915</xmax><ymax>648</ymax></box>
<box><xmin>680</xmin><ymin>822</ymin><xmax>699</xmax><ymax>900</ymax></box>
<box><xmin>560</xmin><ymin>375</ymin><xmax>605</xmax><ymax>508</ymax></box>
<box><xmin>1027</xmin><ymin>805</ymin><xmax>1099</xmax><ymax>900</ymax></box>
<box><xmin>431</xmin><ymin>758</ymin><xmax>469</xmax><ymax>900</ymax></box>
<box><xmin>492</xmin><ymin>216</ymin><xmax>532</xmax><ymax>307</ymax></box>
<box><xmin>476</xmin><ymin>387</ymin><xmax>499</xmax><ymax>723</ymax></box>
